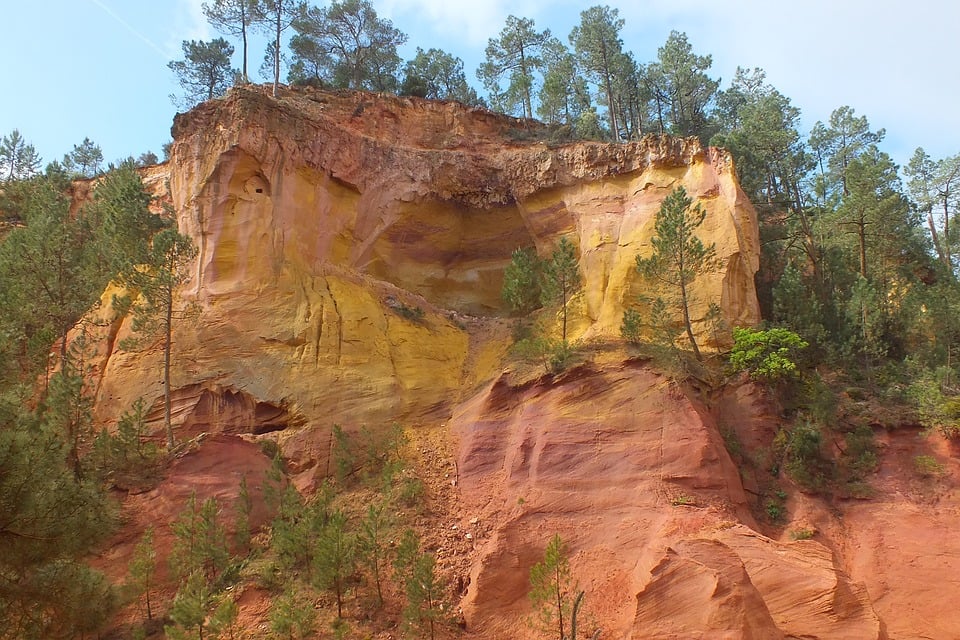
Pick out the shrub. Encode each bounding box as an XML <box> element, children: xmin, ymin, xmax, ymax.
<box><xmin>730</xmin><ymin>327</ymin><xmax>809</xmax><ymax>382</ymax></box>
<box><xmin>913</xmin><ymin>454</ymin><xmax>946</xmax><ymax>478</ymax></box>
<box><xmin>620</xmin><ymin>308</ymin><xmax>643</xmax><ymax>344</ymax></box>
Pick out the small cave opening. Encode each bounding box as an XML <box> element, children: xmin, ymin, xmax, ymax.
<box><xmin>178</xmin><ymin>385</ymin><xmax>300</xmax><ymax>438</ymax></box>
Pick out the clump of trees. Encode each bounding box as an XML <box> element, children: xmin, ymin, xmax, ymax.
<box><xmin>0</xmin><ymin>133</ymin><xmax>203</xmax><ymax>638</ymax></box>
<box><xmin>501</xmin><ymin>237</ymin><xmax>582</xmax><ymax>373</ymax></box>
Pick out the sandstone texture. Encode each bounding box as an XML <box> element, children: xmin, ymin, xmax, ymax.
<box><xmin>89</xmin><ymin>85</ymin><xmax>759</xmax><ymax>473</ymax></box>
<box><xmin>76</xmin><ymin>87</ymin><xmax>960</xmax><ymax>639</ymax></box>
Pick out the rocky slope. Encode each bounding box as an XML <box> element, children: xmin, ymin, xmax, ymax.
<box><xmin>79</xmin><ymin>86</ymin><xmax>960</xmax><ymax>638</ymax></box>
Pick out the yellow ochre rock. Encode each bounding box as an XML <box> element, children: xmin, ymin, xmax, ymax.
<box><xmin>88</xmin><ymin>86</ymin><xmax>759</xmax><ymax>472</ymax></box>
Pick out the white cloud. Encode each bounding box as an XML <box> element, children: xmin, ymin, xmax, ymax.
<box><xmin>168</xmin><ymin>0</ymin><xmax>211</xmax><ymax>58</ymax></box>
<box><xmin>380</xmin><ymin>0</ymin><xmax>557</xmax><ymax>48</ymax></box>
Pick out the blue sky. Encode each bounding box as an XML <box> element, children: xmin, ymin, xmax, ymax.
<box><xmin>2</xmin><ymin>0</ymin><xmax>957</xmax><ymax>169</ymax></box>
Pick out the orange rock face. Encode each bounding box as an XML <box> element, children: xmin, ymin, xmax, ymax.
<box><xmin>90</xmin><ymin>86</ymin><xmax>760</xmax><ymax>470</ymax></box>
<box><xmin>83</xmin><ymin>87</ymin><xmax>952</xmax><ymax>639</ymax></box>
<box><xmin>453</xmin><ymin>364</ymin><xmax>884</xmax><ymax>639</ymax></box>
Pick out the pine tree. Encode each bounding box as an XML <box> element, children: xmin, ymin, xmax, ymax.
<box><xmin>356</xmin><ymin>500</ymin><xmax>392</xmax><ymax>606</ymax></box>
<box><xmin>0</xmin><ymin>129</ymin><xmax>41</xmax><ymax>182</ymax></box>
<box><xmin>203</xmin><ymin>0</ymin><xmax>261</xmax><ymax>83</ymax></box>
<box><xmin>313</xmin><ymin>510</ymin><xmax>356</xmax><ymax>618</ymax></box>
<box><xmin>128</xmin><ymin>526</ymin><xmax>157</xmax><ymax>621</ymax></box>
<box><xmin>259</xmin><ymin>0</ymin><xmax>302</xmax><ymax>96</ymax></box>
<box><xmin>569</xmin><ymin>5</ymin><xmax>626</xmax><ymax>139</ymax></box>
<box><xmin>62</xmin><ymin>137</ymin><xmax>103</xmax><ymax>178</ymax></box>
<box><xmin>169</xmin><ymin>493</ymin><xmax>230</xmax><ymax>582</ymax></box>
<box><xmin>477</xmin><ymin>15</ymin><xmax>550</xmax><ymax>118</ymax></box>
<box><xmin>233</xmin><ymin>475</ymin><xmax>253</xmax><ymax>552</ymax></box>
<box><xmin>541</xmin><ymin>236</ymin><xmax>581</xmax><ymax>344</ymax></box>
<box><xmin>168</xmin><ymin>38</ymin><xmax>236</xmax><ymax>109</ymax></box>
<box><xmin>501</xmin><ymin>246</ymin><xmax>543</xmax><ymax>333</ymax></box>
<box><xmin>269</xmin><ymin>587</ymin><xmax>316</xmax><ymax>640</ymax></box>
<box><xmin>636</xmin><ymin>187</ymin><xmax>718</xmax><ymax>360</ymax></box>
<box><xmin>403</xmin><ymin>552</ymin><xmax>445</xmax><ymax>640</ymax></box>
<box><xmin>121</xmin><ymin>228</ymin><xmax>197</xmax><ymax>450</ymax></box>
<box><xmin>165</xmin><ymin>569</ymin><xmax>213</xmax><ymax>640</ymax></box>
<box><xmin>528</xmin><ymin>534</ymin><xmax>577</xmax><ymax>640</ymax></box>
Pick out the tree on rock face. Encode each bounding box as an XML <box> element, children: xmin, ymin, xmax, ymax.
<box><xmin>529</xmin><ymin>534</ymin><xmax>595</xmax><ymax>640</ymax></box>
<box><xmin>121</xmin><ymin>229</ymin><xmax>197</xmax><ymax>450</ymax></box>
<box><xmin>0</xmin><ymin>130</ymin><xmax>41</xmax><ymax>182</ymax></box>
<box><xmin>62</xmin><ymin>137</ymin><xmax>103</xmax><ymax>178</ymax></box>
<box><xmin>542</xmin><ymin>236</ymin><xmax>581</xmax><ymax>344</ymax></box>
<box><xmin>478</xmin><ymin>15</ymin><xmax>550</xmax><ymax>119</ymax></box>
<box><xmin>289</xmin><ymin>0</ymin><xmax>407</xmax><ymax>91</ymax></box>
<box><xmin>537</xmin><ymin>37</ymin><xmax>591</xmax><ymax>128</ymax></box>
<box><xmin>203</xmin><ymin>0</ymin><xmax>262</xmax><ymax>83</ymax></box>
<box><xmin>401</xmin><ymin>47</ymin><xmax>481</xmax><ymax>105</ymax></box>
<box><xmin>260</xmin><ymin>0</ymin><xmax>305</xmax><ymax>96</ymax></box>
<box><xmin>570</xmin><ymin>4</ymin><xmax>626</xmax><ymax>140</ymax></box>
<box><xmin>636</xmin><ymin>186</ymin><xmax>718</xmax><ymax>361</ymax></box>
<box><xmin>502</xmin><ymin>246</ymin><xmax>543</xmax><ymax>333</ymax></box>
<box><xmin>644</xmin><ymin>31</ymin><xmax>718</xmax><ymax>140</ymax></box>
<box><xmin>168</xmin><ymin>38</ymin><xmax>236</xmax><ymax>109</ymax></box>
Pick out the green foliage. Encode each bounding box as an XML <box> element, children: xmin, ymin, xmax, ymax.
<box><xmin>202</xmin><ymin>0</ymin><xmax>259</xmax><ymax>83</ymax></box>
<box><xmin>635</xmin><ymin>186</ymin><xmax>718</xmax><ymax>360</ymax></box>
<box><xmin>528</xmin><ymin>534</ymin><xmax>590</xmax><ymax>640</ymax></box>
<box><xmin>0</xmin><ymin>129</ymin><xmax>42</xmax><ymax>182</ymax></box>
<box><xmin>502</xmin><ymin>246</ymin><xmax>543</xmax><ymax>323</ymax></box>
<box><xmin>908</xmin><ymin>367</ymin><xmax>960</xmax><ymax>438</ymax></box>
<box><xmin>165</xmin><ymin>569</ymin><xmax>214</xmax><ymax>640</ymax></box>
<box><xmin>289</xmin><ymin>0</ymin><xmax>407</xmax><ymax>91</ymax></box>
<box><xmin>62</xmin><ymin>137</ymin><xmax>103</xmax><ymax>178</ymax></box>
<box><xmin>357</xmin><ymin>501</ymin><xmax>393</xmax><ymax>606</ymax></box>
<box><xmin>208</xmin><ymin>596</ymin><xmax>241</xmax><ymax>640</ymax></box>
<box><xmin>729</xmin><ymin>327</ymin><xmax>809</xmax><ymax>382</ymax></box>
<box><xmin>271</xmin><ymin>481</ymin><xmax>332</xmax><ymax>573</ymax></box>
<box><xmin>403</xmin><ymin>552</ymin><xmax>445</xmax><ymax>640</ymax></box>
<box><xmin>312</xmin><ymin>510</ymin><xmax>357</xmax><ymax>618</ymax></box>
<box><xmin>764</xmin><ymin>496</ymin><xmax>785</xmax><ymax>523</ymax></box>
<box><xmin>513</xmin><ymin>335</ymin><xmax>575</xmax><ymax>374</ymax></box>
<box><xmin>168</xmin><ymin>38</ymin><xmax>236</xmax><ymax>109</ymax></box>
<box><xmin>128</xmin><ymin>526</ymin><xmax>157</xmax><ymax>621</ymax></box>
<box><xmin>392</xmin><ymin>528</ymin><xmax>420</xmax><ymax>586</ymax></box>
<box><xmin>91</xmin><ymin>398</ymin><xmax>161</xmax><ymax>487</ymax></box>
<box><xmin>478</xmin><ymin>15</ymin><xmax>550</xmax><ymax>118</ymax></box>
<box><xmin>646</xmin><ymin>31</ymin><xmax>719</xmax><ymax>140</ymax></box>
<box><xmin>537</xmin><ymin>37</ymin><xmax>591</xmax><ymax>128</ymax></box>
<box><xmin>331</xmin><ymin>423</ymin><xmax>407</xmax><ymax>487</ymax></box>
<box><xmin>790</xmin><ymin>528</ymin><xmax>815</xmax><ymax>540</ymax></box>
<box><xmin>913</xmin><ymin>455</ymin><xmax>946</xmax><ymax>478</ymax></box>
<box><xmin>840</xmin><ymin>425</ymin><xmax>879</xmax><ymax>483</ymax></box>
<box><xmin>620</xmin><ymin>307</ymin><xmax>643</xmax><ymax>344</ymax></box>
<box><xmin>777</xmin><ymin>421</ymin><xmax>832</xmax><ymax>492</ymax></box>
<box><xmin>541</xmin><ymin>236</ymin><xmax>581</xmax><ymax>343</ymax></box>
<box><xmin>169</xmin><ymin>493</ymin><xmax>230</xmax><ymax>583</ymax></box>
<box><xmin>401</xmin><ymin>47</ymin><xmax>481</xmax><ymax>105</ymax></box>
<box><xmin>233</xmin><ymin>475</ymin><xmax>253</xmax><ymax>552</ymax></box>
<box><xmin>394</xmin><ymin>301</ymin><xmax>426</xmax><ymax>322</ymax></box>
<box><xmin>570</xmin><ymin>5</ymin><xmax>627</xmax><ymax>139</ymax></box>
<box><xmin>120</xmin><ymin>227</ymin><xmax>197</xmax><ymax>450</ymax></box>
<box><xmin>269</xmin><ymin>586</ymin><xmax>317</xmax><ymax>640</ymax></box>
<box><xmin>87</xmin><ymin>162</ymin><xmax>164</xmax><ymax>282</ymax></box>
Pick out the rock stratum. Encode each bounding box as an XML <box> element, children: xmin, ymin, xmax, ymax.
<box><xmin>80</xmin><ymin>87</ymin><xmax>960</xmax><ymax>638</ymax></box>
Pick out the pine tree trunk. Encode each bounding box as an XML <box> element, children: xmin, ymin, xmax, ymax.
<box><xmin>273</xmin><ymin>9</ymin><xmax>281</xmax><ymax>97</ymax></box>
<box><xmin>679</xmin><ymin>278</ymin><xmax>702</xmax><ymax>361</ymax></box>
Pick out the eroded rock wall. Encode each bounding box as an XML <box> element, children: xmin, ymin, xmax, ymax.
<box><xmin>89</xmin><ymin>86</ymin><xmax>759</xmax><ymax>472</ymax></box>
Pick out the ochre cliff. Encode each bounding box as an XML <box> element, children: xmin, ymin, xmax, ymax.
<box><xmin>76</xmin><ymin>87</ymin><xmax>960</xmax><ymax>639</ymax></box>
<box><xmin>89</xmin><ymin>85</ymin><xmax>760</xmax><ymax>472</ymax></box>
